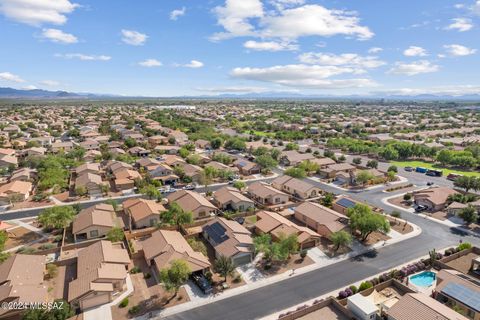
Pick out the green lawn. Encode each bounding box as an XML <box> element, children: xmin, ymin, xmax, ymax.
<box><xmin>245</xmin><ymin>130</ymin><xmax>276</xmax><ymax>138</ymax></box>
<box><xmin>391</xmin><ymin>160</ymin><xmax>480</xmax><ymax>177</ymax></box>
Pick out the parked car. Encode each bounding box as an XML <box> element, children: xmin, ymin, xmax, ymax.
<box><xmin>184</xmin><ymin>184</ymin><xmax>195</xmax><ymax>190</ymax></box>
<box><xmin>426</xmin><ymin>169</ymin><xmax>443</xmax><ymax>177</ymax></box>
<box><xmin>426</xmin><ymin>182</ymin><xmax>434</xmax><ymax>186</ymax></box>
<box><xmin>404</xmin><ymin>166</ymin><xmax>414</xmax><ymax>172</ymax></box>
<box><xmin>447</xmin><ymin>173</ymin><xmax>462</xmax><ymax>181</ymax></box>
<box><xmin>415</xmin><ymin>167</ymin><xmax>428</xmax><ymax>173</ymax></box>
<box><xmin>192</xmin><ymin>273</ymin><xmax>213</xmax><ymax>294</ymax></box>
<box><xmin>415</xmin><ymin>205</ymin><xmax>428</xmax><ymax>212</ymax></box>
<box><xmin>234</xmin><ymin>217</ymin><xmax>245</xmax><ymax>225</ymax></box>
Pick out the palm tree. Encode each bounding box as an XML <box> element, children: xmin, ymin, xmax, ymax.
<box><xmin>215</xmin><ymin>255</ymin><xmax>235</xmax><ymax>283</ymax></box>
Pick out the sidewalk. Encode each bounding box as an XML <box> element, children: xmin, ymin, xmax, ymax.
<box><xmin>136</xmin><ymin>220</ymin><xmax>422</xmax><ymax>319</ymax></box>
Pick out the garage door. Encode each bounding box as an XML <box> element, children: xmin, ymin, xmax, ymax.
<box><xmin>302</xmin><ymin>240</ymin><xmax>316</xmax><ymax>249</ymax></box>
<box><xmin>233</xmin><ymin>254</ymin><xmax>252</xmax><ymax>266</ymax></box>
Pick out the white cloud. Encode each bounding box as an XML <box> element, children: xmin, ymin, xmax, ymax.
<box><xmin>0</xmin><ymin>71</ymin><xmax>25</xmax><ymax>82</ymax></box>
<box><xmin>403</xmin><ymin>46</ymin><xmax>428</xmax><ymax>57</ymax></box>
<box><xmin>261</xmin><ymin>5</ymin><xmax>374</xmax><ymax>40</ymax></box>
<box><xmin>211</xmin><ymin>1</ymin><xmax>373</xmax><ymax>41</ymax></box>
<box><xmin>197</xmin><ymin>86</ymin><xmax>270</xmax><ymax>93</ymax></box>
<box><xmin>445</xmin><ymin>18</ymin><xmax>473</xmax><ymax>32</ymax></box>
<box><xmin>55</xmin><ymin>53</ymin><xmax>111</xmax><ymax>61</ymax></box>
<box><xmin>0</xmin><ymin>0</ymin><xmax>78</xmax><ymax>26</ymax></box>
<box><xmin>211</xmin><ymin>0</ymin><xmax>264</xmax><ymax>41</ymax></box>
<box><xmin>184</xmin><ymin>60</ymin><xmax>204</xmax><ymax>68</ymax></box>
<box><xmin>368</xmin><ymin>47</ymin><xmax>383</xmax><ymax>54</ymax></box>
<box><xmin>138</xmin><ymin>59</ymin><xmax>162</xmax><ymax>67</ymax></box>
<box><xmin>40</xmin><ymin>80</ymin><xmax>60</xmax><ymax>86</ymax></box>
<box><xmin>298</xmin><ymin>52</ymin><xmax>385</xmax><ymax>69</ymax></box>
<box><xmin>170</xmin><ymin>7</ymin><xmax>186</xmax><ymax>20</ymax></box>
<box><xmin>243</xmin><ymin>40</ymin><xmax>298</xmax><ymax>51</ymax></box>
<box><xmin>271</xmin><ymin>0</ymin><xmax>305</xmax><ymax>10</ymax></box>
<box><xmin>231</xmin><ymin>64</ymin><xmax>377</xmax><ymax>89</ymax></box>
<box><xmin>121</xmin><ymin>29</ymin><xmax>147</xmax><ymax>46</ymax></box>
<box><xmin>388</xmin><ymin>60</ymin><xmax>439</xmax><ymax>76</ymax></box>
<box><xmin>41</xmin><ymin>28</ymin><xmax>77</xmax><ymax>43</ymax></box>
<box><xmin>22</xmin><ymin>85</ymin><xmax>37</xmax><ymax>90</ymax></box>
<box><xmin>471</xmin><ymin>1</ymin><xmax>480</xmax><ymax>15</ymax></box>
<box><xmin>454</xmin><ymin>4</ymin><xmax>465</xmax><ymax>9</ymax></box>
<box><xmin>443</xmin><ymin>44</ymin><xmax>477</xmax><ymax>56</ymax></box>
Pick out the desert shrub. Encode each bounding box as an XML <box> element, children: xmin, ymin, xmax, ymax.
<box><xmin>458</xmin><ymin>242</ymin><xmax>472</xmax><ymax>251</ymax></box>
<box><xmin>349</xmin><ymin>285</ymin><xmax>358</xmax><ymax>294</ymax></box>
<box><xmin>130</xmin><ymin>266</ymin><xmax>141</xmax><ymax>274</ymax></box>
<box><xmin>119</xmin><ymin>298</ymin><xmax>129</xmax><ymax>308</ymax></box>
<box><xmin>358</xmin><ymin>281</ymin><xmax>373</xmax><ymax>292</ymax></box>
<box><xmin>128</xmin><ymin>305</ymin><xmax>140</xmax><ymax>315</ymax></box>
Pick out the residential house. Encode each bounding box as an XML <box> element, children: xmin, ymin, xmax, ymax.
<box><xmin>213</xmin><ymin>187</ymin><xmax>255</xmax><ymax>212</ymax></box>
<box><xmin>80</xmin><ymin>139</ymin><xmax>100</xmax><ymax>151</ymax></box>
<box><xmin>76</xmin><ymin>162</ymin><xmax>101</xmax><ymax>176</ymax></box>
<box><xmin>294</xmin><ymin>202</ymin><xmax>349</xmax><ymax>238</ymax></box>
<box><xmin>255</xmin><ymin>210</ymin><xmax>320</xmax><ymax>249</ymax></box>
<box><xmin>386</xmin><ymin>293</ymin><xmax>468</xmax><ymax>320</ymax></box>
<box><xmin>123</xmin><ymin>198</ymin><xmax>166</xmax><ymax>229</ymax></box>
<box><xmin>148</xmin><ymin>135</ymin><xmax>169</xmax><ymax>146</ymax></box>
<box><xmin>9</xmin><ymin>167</ymin><xmax>37</xmax><ymax>182</ymax></box>
<box><xmin>247</xmin><ymin>182</ymin><xmax>289</xmax><ymax>206</ymax></box>
<box><xmin>51</xmin><ymin>141</ymin><xmax>75</xmax><ymax>153</ymax></box>
<box><xmin>446</xmin><ymin>202</ymin><xmax>469</xmax><ymax>216</ymax></box>
<box><xmin>279</xmin><ymin>150</ymin><xmax>316</xmax><ymax>166</ymax></box>
<box><xmin>141</xmin><ymin>229</ymin><xmax>210</xmax><ymax>276</ymax></box>
<box><xmin>128</xmin><ymin>146</ymin><xmax>150</xmax><ymax>157</ymax></box>
<box><xmin>311</xmin><ymin>157</ymin><xmax>336</xmax><ymax>168</ymax></box>
<box><xmin>72</xmin><ymin>204</ymin><xmax>123</xmax><ymax>242</ymax></box>
<box><xmin>203</xmin><ymin>217</ymin><xmax>254</xmax><ymax>265</ymax></box>
<box><xmin>413</xmin><ymin>187</ymin><xmax>459</xmax><ymax>212</ymax></box>
<box><xmin>434</xmin><ymin>269</ymin><xmax>480</xmax><ymax>320</ymax></box>
<box><xmin>75</xmin><ymin>172</ymin><xmax>105</xmax><ymax>196</ymax></box>
<box><xmin>0</xmin><ymin>254</ymin><xmax>49</xmax><ymax>319</ymax></box>
<box><xmin>0</xmin><ymin>180</ymin><xmax>32</xmax><ymax>205</ymax></box>
<box><xmin>168</xmin><ymin>130</ymin><xmax>189</xmax><ymax>145</ymax></box>
<box><xmin>271</xmin><ymin>175</ymin><xmax>321</xmax><ymax>199</ymax></box>
<box><xmin>233</xmin><ymin>158</ymin><xmax>261</xmax><ymax>176</ymax></box>
<box><xmin>155</xmin><ymin>145</ymin><xmax>181</xmax><ymax>155</ymax></box>
<box><xmin>83</xmin><ymin>149</ymin><xmax>102</xmax><ymax>162</ymax></box>
<box><xmin>319</xmin><ymin>163</ymin><xmax>356</xmax><ymax>180</ymax></box>
<box><xmin>68</xmin><ymin>241</ymin><xmax>130</xmax><ymax>311</ymax></box>
<box><xmin>167</xmin><ymin>190</ymin><xmax>217</xmax><ymax>219</ymax></box>
<box><xmin>332</xmin><ymin>196</ymin><xmax>363</xmax><ymax>215</ymax></box>
<box><xmin>205</xmin><ymin>161</ymin><xmax>239</xmax><ymax>175</ymax></box>
<box><xmin>181</xmin><ymin>163</ymin><xmax>203</xmax><ymax>182</ymax></box>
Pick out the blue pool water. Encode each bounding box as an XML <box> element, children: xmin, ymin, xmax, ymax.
<box><xmin>410</xmin><ymin>271</ymin><xmax>436</xmax><ymax>287</ymax></box>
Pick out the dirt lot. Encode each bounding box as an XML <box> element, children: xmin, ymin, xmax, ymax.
<box><xmin>355</xmin><ymin>231</ymin><xmax>391</xmax><ymax>246</ymax></box>
<box><xmin>386</xmin><ymin>216</ymin><xmax>413</xmax><ymax>234</ymax></box>
<box><xmin>387</xmin><ymin>195</ymin><xmax>412</xmax><ymax>209</ymax></box>
<box><xmin>4</xmin><ymin>226</ymin><xmax>43</xmax><ymax>250</ymax></box>
<box><xmin>317</xmin><ymin>238</ymin><xmax>352</xmax><ymax>257</ymax></box>
<box><xmin>256</xmin><ymin>252</ymin><xmax>315</xmax><ymax>277</ymax></box>
<box><xmin>446</xmin><ymin>252</ymin><xmax>480</xmax><ymax>276</ymax></box>
<box><xmin>11</xmin><ymin>199</ymin><xmax>53</xmax><ymax>209</ymax></box>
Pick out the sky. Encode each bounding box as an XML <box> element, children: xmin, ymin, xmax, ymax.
<box><xmin>0</xmin><ymin>0</ymin><xmax>479</xmax><ymax>97</ymax></box>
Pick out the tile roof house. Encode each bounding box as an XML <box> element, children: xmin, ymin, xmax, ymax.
<box><xmin>332</xmin><ymin>196</ymin><xmax>363</xmax><ymax>215</ymax></box>
<box><xmin>72</xmin><ymin>204</ymin><xmax>123</xmax><ymax>242</ymax></box>
<box><xmin>386</xmin><ymin>293</ymin><xmax>468</xmax><ymax>320</ymax></box>
<box><xmin>213</xmin><ymin>187</ymin><xmax>255</xmax><ymax>212</ymax></box>
<box><xmin>141</xmin><ymin>229</ymin><xmax>210</xmax><ymax>275</ymax></box>
<box><xmin>294</xmin><ymin>202</ymin><xmax>349</xmax><ymax>238</ymax></box>
<box><xmin>413</xmin><ymin>187</ymin><xmax>459</xmax><ymax>212</ymax></box>
<box><xmin>0</xmin><ymin>254</ymin><xmax>48</xmax><ymax>319</ymax></box>
<box><xmin>0</xmin><ymin>153</ymin><xmax>18</xmax><ymax>168</ymax></box>
<box><xmin>75</xmin><ymin>162</ymin><xmax>101</xmax><ymax>176</ymax></box>
<box><xmin>319</xmin><ymin>163</ymin><xmax>356</xmax><ymax>179</ymax></box>
<box><xmin>68</xmin><ymin>241</ymin><xmax>130</xmax><ymax>311</ymax></box>
<box><xmin>75</xmin><ymin>172</ymin><xmax>105</xmax><ymax>196</ymax></box>
<box><xmin>0</xmin><ymin>180</ymin><xmax>32</xmax><ymax>205</ymax></box>
<box><xmin>167</xmin><ymin>190</ymin><xmax>217</xmax><ymax>219</ymax></box>
<box><xmin>255</xmin><ymin>210</ymin><xmax>320</xmax><ymax>249</ymax></box>
<box><xmin>279</xmin><ymin>150</ymin><xmax>316</xmax><ymax>166</ymax></box>
<box><xmin>51</xmin><ymin>141</ymin><xmax>75</xmax><ymax>153</ymax></box>
<box><xmin>247</xmin><ymin>181</ymin><xmax>289</xmax><ymax>206</ymax></box>
<box><xmin>434</xmin><ymin>269</ymin><xmax>480</xmax><ymax>320</ymax></box>
<box><xmin>271</xmin><ymin>175</ymin><xmax>321</xmax><ymax>199</ymax></box>
<box><xmin>233</xmin><ymin>158</ymin><xmax>261</xmax><ymax>176</ymax></box>
<box><xmin>203</xmin><ymin>217</ymin><xmax>254</xmax><ymax>265</ymax></box>
<box><xmin>123</xmin><ymin>198</ymin><xmax>166</xmax><ymax>229</ymax></box>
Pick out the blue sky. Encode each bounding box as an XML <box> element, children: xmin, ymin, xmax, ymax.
<box><xmin>0</xmin><ymin>0</ymin><xmax>479</xmax><ymax>97</ymax></box>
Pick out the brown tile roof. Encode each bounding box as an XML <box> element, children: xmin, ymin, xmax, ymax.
<box><xmin>75</xmin><ymin>172</ymin><xmax>103</xmax><ymax>186</ymax></box>
<box><xmin>272</xmin><ymin>175</ymin><xmax>318</xmax><ymax>193</ymax></box>
<box><xmin>0</xmin><ymin>180</ymin><xmax>32</xmax><ymax>196</ymax></box>
<box><xmin>414</xmin><ymin>187</ymin><xmax>459</xmax><ymax>206</ymax></box>
<box><xmin>72</xmin><ymin>204</ymin><xmax>122</xmax><ymax>234</ymax></box>
<box><xmin>214</xmin><ymin>187</ymin><xmax>253</xmax><ymax>205</ymax></box>
<box><xmin>248</xmin><ymin>181</ymin><xmax>288</xmax><ymax>198</ymax></box>
<box><xmin>123</xmin><ymin>198</ymin><xmax>166</xmax><ymax>223</ymax></box>
<box><xmin>387</xmin><ymin>293</ymin><xmax>467</xmax><ymax>320</ymax></box>
<box><xmin>68</xmin><ymin>241</ymin><xmax>130</xmax><ymax>302</ymax></box>
<box><xmin>203</xmin><ymin>217</ymin><xmax>253</xmax><ymax>258</ymax></box>
<box><xmin>141</xmin><ymin>230</ymin><xmax>210</xmax><ymax>272</ymax></box>
<box><xmin>255</xmin><ymin>210</ymin><xmax>320</xmax><ymax>242</ymax></box>
<box><xmin>295</xmin><ymin>202</ymin><xmax>348</xmax><ymax>233</ymax></box>
<box><xmin>167</xmin><ymin>190</ymin><xmax>217</xmax><ymax>212</ymax></box>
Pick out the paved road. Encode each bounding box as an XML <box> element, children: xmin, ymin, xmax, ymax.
<box><xmin>163</xmin><ymin>168</ymin><xmax>479</xmax><ymax>320</ymax></box>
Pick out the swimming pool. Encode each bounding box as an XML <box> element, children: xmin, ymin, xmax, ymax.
<box><xmin>409</xmin><ymin>271</ymin><xmax>436</xmax><ymax>288</ymax></box>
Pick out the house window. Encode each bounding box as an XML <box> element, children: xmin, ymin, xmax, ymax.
<box><xmin>90</xmin><ymin>230</ymin><xmax>99</xmax><ymax>237</ymax></box>
<box><xmin>199</xmin><ymin>211</ymin><xmax>206</xmax><ymax>217</ymax></box>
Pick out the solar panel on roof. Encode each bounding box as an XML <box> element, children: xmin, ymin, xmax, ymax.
<box><xmin>442</xmin><ymin>282</ymin><xmax>480</xmax><ymax>312</ymax></box>
<box><xmin>457</xmin><ymin>274</ymin><xmax>480</xmax><ymax>287</ymax></box>
<box><xmin>336</xmin><ymin>198</ymin><xmax>356</xmax><ymax>208</ymax></box>
<box><xmin>205</xmin><ymin>222</ymin><xmax>229</xmax><ymax>244</ymax></box>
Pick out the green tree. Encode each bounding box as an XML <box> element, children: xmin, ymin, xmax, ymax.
<box><xmin>387</xmin><ymin>165</ymin><xmax>398</xmax><ymax>173</ymax></box>
<box><xmin>215</xmin><ymin>255</ymin><xmax>236</xmax><ymax>282</ymax></box>
<box><xmin>458</xmin><ymin>206</ymin><xmax>478</xmax><ymax>225</ymax></box>
<box><xmin>348</xmin><ymin>204</ymin><xmax>390</xmax><ymax>241</ymax></box>
<box><xmin>253</xmin><ymin>233</ymin><xmax>273</xmax><ymax>260</ymax></box>
<box><xmin>255</xmin><ymin>154</ymin><xmax>278</xmax><ymax>172</ymax></box>
<box><xmin>284</xmin><ymin>167</ymin><xmax>306</xmax><ymax>178</ymax></box>
<box><xmin>210</xmin><ymin>137</ymin><xmax>223</xmax><ymax>149</ymax></box>
<box><xmin>38</xmin><ymin>206</ymin><xmax>76</xmax><ymax>229</ymax></box>
<box><xmin>454</xmin><ymin>176</ymin><xmax>478</xmax><ymax>193</ymax></box>
<box><xmin>352</xmin><ymin>157</ymin><xmax>362</xmax><ymax>165</ymax></box>
<box><xmin>75</xmin><ymin>185</ymin><xmax>87</xmax><ymax>196</ymax></box>
<box><xmin>0</xmin><ymin>230</ymin><xmax>7</xmax><ymax>251</ymax></box>
<box><xmin>162</xmin><ymin>202</ymin><xmax>193</xmax><ymax>228</ymax></box>
<box><xmin>298</xmin><ymin>160</ymin><xmax>319</xmax><ymax>175</ymax></box>
<box><xmin>107</xmin><ymin>227</ymin><xmax>125</xmax><ymax>242</ymax></box>
<box><xmin>140</xmin><ymin>184</ymin><xmax>161</xmax><ymax>200</ymax></box>
<box><xmin>356</xmin><ymin>170</ymin><xmax>374</xmax><ymax>186</ymax></box>
<box><xmin>321</xmin><ymin>193</ymin><xmax>335</xmax><ymax>208</ymax></box>
<box><xmin>232</xmin><ymin>180</ymin><xmax>246</xmax><ymax>191</ymax></box>
<box><xmin>22</xmin><ymin>300</ymin><xmax>73</xmax><ymax>320</ymax></box>
<box><xmin>159</xmin><ymin>259</ymin><xmax>191</xmax><ymax>302</ymax></box>
<box><xmin>366</xmin><ymin>160</ymin><xmax>378</xmax><ymax>169</ymax></box>
<box><xmin>330</xmin><ymin>231</ymin><xmax>352</xmax><ymax>251</ymax></box>
<box><xmin>284</xmin><ymin>143</ymin><xmax>299</xmax><ymax>151</ymax></box>
<box><xmin>187</xmin><ymin>238</ymin><xmax>207</xmax><ymax>256</ymax></box>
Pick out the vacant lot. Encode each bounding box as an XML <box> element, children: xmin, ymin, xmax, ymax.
<box><xmin>391</xmin><ymin>160</ymin><xmax>480</xmax><ymax>177</ymax></box>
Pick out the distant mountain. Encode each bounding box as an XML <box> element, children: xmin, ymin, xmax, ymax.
<box><xmin>0</xmin><ymin>87</ymin><xmax>113</xmax><ymax>99</ymax></box>
<box><xmin>0</xmin><ymin>86</ymin><xmax>479</xmax><ymax>101</ymax></box>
